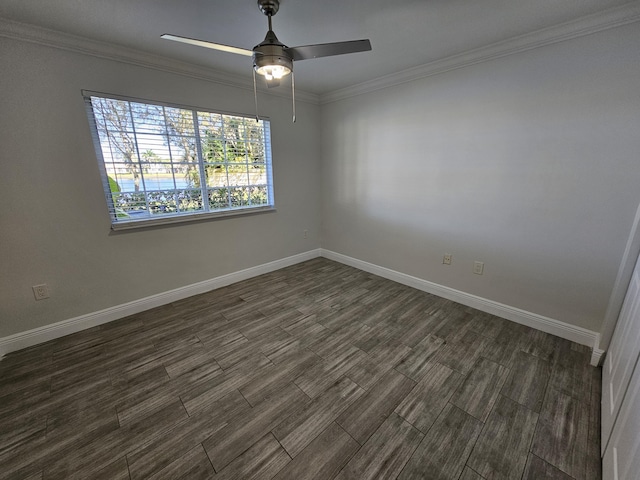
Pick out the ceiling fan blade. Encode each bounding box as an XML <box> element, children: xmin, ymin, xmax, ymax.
<box><xmin>285</xmin><ymin>39</ymin><xmax>371</xmax><ymax>61</ymax></box>
<box><xmin>161</xmin><ymin>34</ymin><xmax>253</xmax><ymax>57</ymax></box>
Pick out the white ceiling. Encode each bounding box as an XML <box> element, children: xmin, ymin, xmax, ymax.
<box><xmin>0</xmin><ymin>0</ymin><xmax>635</xmax><ymax>95</ymax></box>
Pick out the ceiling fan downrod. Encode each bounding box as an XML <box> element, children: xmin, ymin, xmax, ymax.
<box><xmin>254</xmin><ymin>0</ymin><xmax>296</xmax><ymax>122</ymax></box>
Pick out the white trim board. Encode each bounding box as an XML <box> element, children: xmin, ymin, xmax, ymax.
<box><xmin>320</xmin><ymin>249</ymin><xmax>601</xmax><ymax>363</ymax></box>
<box><xmin>0</xmin><ymin>249</ymin><xmax>321</xmax><ymax>358</ymax></box>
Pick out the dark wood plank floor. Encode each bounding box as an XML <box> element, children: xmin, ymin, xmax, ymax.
<box><xmin>0</xmin><ymin>258</ymin><xmax>602</xmax><ymax>479</ymax></box>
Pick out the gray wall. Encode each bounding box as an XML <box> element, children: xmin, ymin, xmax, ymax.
<box><xmin>320</xmin><ymin>23</ymin><xmax>640</xmax><ymax>333</ymax></box>
<box><xmin>0</xmin><ymin>38</ymin><xmax>321</xmax><ymax>338</ymax></box>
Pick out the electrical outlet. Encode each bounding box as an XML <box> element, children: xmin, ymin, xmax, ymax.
<box><xmin>303</xmin><ymin>229</ymin><xmax>308</xmax><ymax>239</ymax></box>
<box><xmin>473</xmin><ymin>261</ymin><xmax>484</xmax><ymax>275</ymax></box>
<box><xmin>443</xmin><ymin>254</ymin><xmax>452</xmax><ymax>265</ymax></box>
<box><xmin>32</xmin><ymin>284</ymin><xmax>50</xmax><ymax>300</ymax></box>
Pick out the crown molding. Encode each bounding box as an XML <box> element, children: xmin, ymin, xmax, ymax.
<box><xmin>2</xmin><ymin>2</ymin><xmax>639</xmax><ymax>107</ymax></box>
<box><xmin>0</xmin><ymin>18</ymin><xmax>321</xmax><ymax>105</ymax></box>
<box><xmin>320</xmin><ymin>1</ymin><xmax>640</xmax><ymax>104</ymax></box>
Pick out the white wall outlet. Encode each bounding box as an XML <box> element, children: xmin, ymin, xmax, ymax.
<box><xmin>443</xmin><ymin>254</ymin><xmax>452</xmax><ymax>265</ymax></box>
<box><xmin>32</xmin><ymin>284</ymin><xmax>50</xmax><ymax>300</ymax></box>
<box><xmin>303</xmin><ymin>229</ymin><xmax>309</xmax><ymax>239</ymax></box>
<box><xmin>473</xmin><ymin>261</ymin><xmax>484</xmax><ymax>275</ymax></box>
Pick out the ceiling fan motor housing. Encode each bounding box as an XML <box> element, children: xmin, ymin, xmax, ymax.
<box><xmin>253</xmin><ymin>28</ymin><xmax>293</xmax><ymax>78</ymax></box>
<box><xmin>253</xmin><ymin>45</ymin><xmax>293</xmax><ymax>78</ymax></box>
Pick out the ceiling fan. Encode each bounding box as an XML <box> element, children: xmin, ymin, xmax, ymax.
<box><xmin>162</xmin><ymin>0</ymin><xmax>372</xmax><ymax>121</ymax></box>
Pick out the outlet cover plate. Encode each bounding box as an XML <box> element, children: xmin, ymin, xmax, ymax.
<box><xmin>473</xmin><ymin>261</ymin><xmax>484</xmax><ymax>275</ymax></box>
<box><xmin>33</xmin><ymin>284</ymin><xmax>50</xmax><ymax>300</ymax></box>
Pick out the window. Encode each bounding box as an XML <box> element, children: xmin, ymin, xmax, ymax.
<box><xmin>84</xmin><ymin>92</ymin><xmax>274</xmax><ymax>230</ymax></box>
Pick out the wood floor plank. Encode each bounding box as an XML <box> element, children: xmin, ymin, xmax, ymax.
<box><xmin>211</xmin><ymin>433</ymin><xmax>290</xmax><ymax>480</ymax></box>
<box><xmin>433</xmin><ymin>311</ymin><xmax>473</xmax><ymax>344</ymax></box>
<box><xmin>90</xmin><ymin>457</ymin><xmax>131</xmax><ymax>480</ymax></box>
<box><xmin>116</xmin><ymin>389</ymin><xmax>178</xmax><ymax>427</ymax></box>
<box><xmin>395</xmin><ymin>363</ymin><xmax>463</xmax><ymax>433</ymax></box>
<box><xmin>147</xmin><ymin>444</ymin><xmax>214</xmax><ymax>480</ymax></box>
<box><xmin>395</xmin><ymin>301</ymin><xmax>449</xmax><ymax>348</ymax></box>
<box><xmin>336</xmin><ymin>369</ymin><xmax>416</xmax><ymax>445</ymax></box>
<box><xmin>395</xmin><ymin>334</ymin><xmax>445</xmax><ymax>382</ymax></box>
<box><xmin>467</xmin><ymin>395</ymin><xmax>539</xmax><ymax>479</ymax></box>
<box><xmin>548</xmin><ymin>349</ymin><xmax>593</xmax><ymax>404</ymax></box>
<box><xmin>111</xmin><ymin>367</ymin><xmax>172</xmax><ymax>414</ymax></box>
<box><xmin>521</xmin><ymin>329</ymin><xmax>571</xmax><ymax>364</ymax></box>
<box><xmin>307</xmin><ymin>324</ymin><xmax>369</xmax><ymax>360</ymax></box>
<box><xmin>334</xmin><ymin>413</ymin><xmax>423</xmax><ymax>480</ymax></box>
<box><xmin>352</xmin><ymin>324</ymin><xmax>401</xmax><ymax>352</ymax></box>
<box><xmin>398</xmin><ymin>404</ymin><xmax>483</xmax><ymax>480</ymax></box>
<box><xmin>522</xmin><ymin>454</ymin><xmax>574</xmax><ymax>480</ymax></box>
<box><xmin>163</xmin><ymin>349</ymin><xmax>222</xmax><ymax>379</ymax></box>
<box><xmin>44</xmin><ymin>400</ymin><xmax>188</xmax><ymax>480</ymax></box>
<box><xmin>19</xmin><ymin>473</ymin><xmax>43</xmax><ymax>480</ymax></box>
<box><xmin>586</xmin><ymin>367</ymin><xmax>602</xmax><ymax>480</ymax></box>
<box><xmin>195</xmin><ymin>323</ymin><xmax>245</xmax><ymax>349</ymax></box>
<box><xmin>126</xmin><ymin>390</ymin><xmax>248</xmax><ymax>480</ymax></box>
<box><xmin>294</xmin><ymin>345</ymin><xmax>366</xmax><ymax>398</ymax></box>
<box><xmin>271</xmin><ymin>422</ymin><xmax>359</xmax><ymax>480</ymax></box>
<box><xmin>438</xmin><ymin>330</ymin><xmax>491</xmax><ymax>375</ymax></box>
<box><xmin>0</xmin><ymin>414</ymin><xmax>47</xmax><ymax>457</ymax></box>
<box><xmin>0</xmin><ymin>382</ymin><xmax>52</xmax><ymax>425</ymax></box>
<box><xmin>468</xmin><ymin>312</ymin><xmax>508</xmax><ymax>339</ymax></box>
<box><xmin>282</xmin><ymin>314</ymin><xmax>328</xmax><ymax>340</ymax></box>
<box><xmin>459</xmin><ymin>467</ymin><xmax>484</xmax><ymax>480</ymax></box>
<box><xmin>450</xmin><ymin>357</ymin><xmax>509</xmax><ymax>422</ymax></box>
<box><xmin>273</xmin><ymin>376</ymin><xmax>364</xmax><ymax>458</ymax></box>
<box><xmin>214</xmin><ymin>330</ymin><xmax>289</xmax><ymax>371</ymax></box>
<box><xmin>500</xmin><ymin>350</ymin><xmax>550</xmax><ymax>413</ymax></box>
<box><xmin>180</xmin><ymin>355</ymin><xmax>272</xmax><ymax>415</ymax></box>
<box><xmin>239</xmin><ymin>351</ymin><xmax>320</xmax><ymax>407</ymax></box>
<box><xmin>531</xmin><ymin>387</ymin><xmax>589</xmax><ymax>479</ymax></box>
<box><xmin>45</xmin><ymin>401</ymin><xmax>120</xmax><ymax>444</ymax></box>
<box><xmin>480</xmin><ymin>323</ymin><xmax>528</xmax><ymax>369</ymax></box>
<box><xmin>345</xmin><ymin>340</ymin><xmax>411</xmax><ymax>389</ymax></box>
<box><xmin>0</xmin><ymin>364</ymin><xmax>52</xmax><ymax>399</ymax></box>
<box><xmin>0</xmin><ymin>407</ymin><xmax>119</xmax><ymax>480</ymax></box>
<box><xmin>202</xmin><ymin>382</ymin><xmax>309</xmax><ymax>472</ymax></box>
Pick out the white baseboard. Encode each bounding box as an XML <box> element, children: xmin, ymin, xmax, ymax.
<box><xmin>1</xmin><ymin>247</ymin><xmax>604</xmax><ymax>362</ymax></box>
<box><xmin>321</xmin><ymin>249</ymin><xmax>601</xmax><ymax>354</ymax></box>
<box><xmin>0</xmin><ymin>249</ymin><xmax>322</xmax><ymax>358</ymax></box>
<box><xmin>590</xmin><ymin>334</ymin><xmax>605</xmax><ymax>366</ymax></box>
<box><xmin>590</xmin><ymin>349</ymin><xmax>605</xmax><ymax>367</ymax></box>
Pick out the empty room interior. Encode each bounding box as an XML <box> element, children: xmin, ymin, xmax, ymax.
<box><xmin>1</xmin><ymin>1</ymin><xmax>640</xmax><ymax>479</ymax></box>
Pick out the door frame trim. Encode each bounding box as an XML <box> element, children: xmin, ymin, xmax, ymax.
<box><xmin>596</xmin><ymin>200</ymin><xmax>640</xmax><ymax>365</ymax></box>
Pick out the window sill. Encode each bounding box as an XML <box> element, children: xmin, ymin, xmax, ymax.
<box><xmin>110</xmin><ymin>205</ymin><xmax>276</xmax><ymax>231</ymax></box>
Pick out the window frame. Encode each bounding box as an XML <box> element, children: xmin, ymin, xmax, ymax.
<box><xmin>83</xmin><ymin>90</ymin><xmax>275</xmax><ymax>231</ymax></box>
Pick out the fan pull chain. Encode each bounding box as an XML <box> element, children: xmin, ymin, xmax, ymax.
<box><xmin>253</xmin><ymin>68</ymin><xmax>259</xmax><ymax>122</ymax></box>
<box><xmin>291</xmin><ymin>70</ymin><xmax>296</xmax><ymax>123</ymax></box>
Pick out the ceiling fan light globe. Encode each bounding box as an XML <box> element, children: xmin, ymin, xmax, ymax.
<box><xmin>254</xmin><ymin>52</ymin><xmax>292</xmax><ymax>79</ymax></box>
<box><xmin>256</xmin><ymin>64</ymin><xmax>291</xmax><ymax>79</ymax></box>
